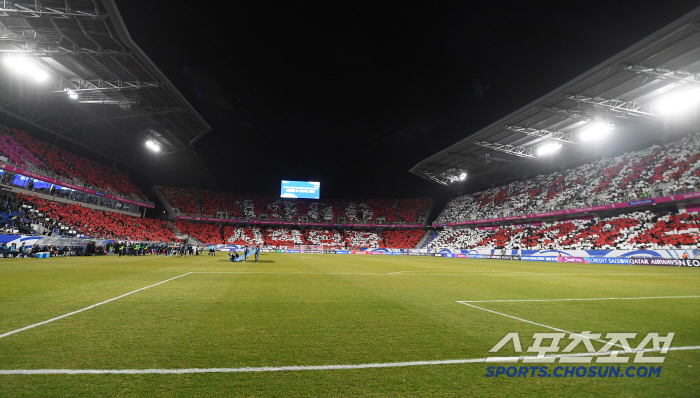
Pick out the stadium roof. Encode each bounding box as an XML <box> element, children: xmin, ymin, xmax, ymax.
<box><xmin>0</xmin><ymin>0</ymin><xmax>212</xmax><ymax>177</ymax></box>
<box><xmin>410</xmin><ymin>6</ymin><xmax>700</xmax><ymax>192</ymax></box>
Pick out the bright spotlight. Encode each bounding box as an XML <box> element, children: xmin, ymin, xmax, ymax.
<box><xmin>145</xmin><ymin>140</ymin><xmax>161</xmax><ymax>153</ymax></box>
<box><xmin>4</xmin><ymin>56</ymin><xmax>49</xmax><ymax>82</ymax></box>
<box><xmin>579</xmin><ymin>122</ymin><xmax>614</xmax><ymax>142</ymax></box>
<box><xmin>459</xmin><ymin>172</ymin><xmax>467</xmax><ymax>181</ymax></box>
<box><xmin>537</xmin><ymin>142</ymin><xmax>562</xmax><ymax>156</ymax></box>
<box><xmin>656</xmin><ymin>88</ymin><xmax>700</xmax><ymax>116</ymax></box>
<box><xmin>64</xmin><ymin>88</ymin><xmax>78</xmax><ymax>100</ymax></box>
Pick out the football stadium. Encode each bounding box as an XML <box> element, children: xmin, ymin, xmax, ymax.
<box><xmin>1</xmin><ymin>1</ymin><xmax>699</xmax><ymax>397</ymax></box>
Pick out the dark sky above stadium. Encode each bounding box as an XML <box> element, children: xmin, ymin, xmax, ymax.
<box><xmin>119</xmin><ymin>0</ymin><xmax>699</xmax><ymax>200</ymax></box>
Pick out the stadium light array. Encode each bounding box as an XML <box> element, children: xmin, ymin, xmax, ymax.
<box><xmin>656</xmin><ymin>88</ymin><xmax>700</xmax><ymax>116</ymax></box>
<box><xmin>64</xmin><ymin>88</ymin><xmax>78</xmax><ymax>100</ymax></box>
<box><xmin>3</xmin><ymin>56</ymin><xmax>48</xmax><ymax>82</ymax></box>
<box><xmin>459</xmin><ymin>172</ymin><xmax>467</xmax><ymax>181</ymax></box>
<box><xmin>579</xmin><ymin>122</ymin><xmax>614</xmax><ymax>142</ymax></box>
<box><xmin>537</xmin><ymin>142</ymin><xmax>562</xmax><ymax>156</ymax></box>
<box><xmin>145</xmin><ymin>140</ymin><xmax>161</xmax><ymax>153</ymax></box>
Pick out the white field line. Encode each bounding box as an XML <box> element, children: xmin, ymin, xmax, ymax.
<box><xmin>459</xmin><ymin>296</ymin><xmax>700</xmax><ymax>303</ymax></box>
<box><xmin>0</xmin><ymin>346</ymin><xmax>697</xmax><ymax>375</ymax></box>
<box><xmin>387</xmin><ymin>269</ymin><xmax>514</xmax><ymax>275</ymax></box>
<box><xmin>420</xmin><ymin>273</ymin><xmax>698</xmax><ymax>276</ymax></box>
<box><xmin>457</xmin><ymin>301</ymin><xmax>625</xmax><ymax>349</ymax></box>
<box><xmin>190</xmin><ymin>271</ymin><xmax>691</xmax><ymax>277</ymax></box>
<box><xmin>191</xmin><ymin>272</ymin><xmax>391</xmax><ymax>275</ymax></box>
<box><xmin>0</xmin><ymin>272</ymin><xmax>193</xmax><ymax>340</ymax></box>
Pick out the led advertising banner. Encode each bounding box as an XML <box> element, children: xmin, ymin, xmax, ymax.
<box><xmin>280</xmin><ymin>180</ymin><xmax>320</xmax><ymax>199</ymax></box>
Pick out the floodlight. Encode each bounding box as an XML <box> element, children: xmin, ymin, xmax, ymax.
<box><xmin>4</xmin><ymin>56</ymin><xmax>48</xmax><ymax>82</ymax></box>
<box><xmin>64</xmin><ymin>89</ymin><xmax>78</xmax><ymax>100</ymax></box>
<box><xmin>145</xmin><ymin>140</ymin><xmax>161</xmax><ymax>153</ymax></box>
<box><xmin>459</xmin><ymin>172</ymin><xmax>467</xmax><ymax>181</ymax></box>
<box><xmin>579</xmin><ymin>122</ymin><xmax>614</xmax><ymax>142</ymax></box>
<box><xmin>656</xmin><ymin>88</ymin><xmax>700</xmax><ymax>116</ymax></box>
<box><xmin>537</xmin><ymin>142</ymin><xmax>562</xmax><ymax>156</ymax></box>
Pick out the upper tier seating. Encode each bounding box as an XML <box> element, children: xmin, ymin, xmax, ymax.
<box><xmin>397</xmin><ymin>198</ymin><xmax>431</xmax><ymax>223</ymax></box>
<box><xmin>436</xmin><ymin>134</ymin><xmax>700</xmax><ymax>223</ymax></box>
<box><xmin>1</xmin><ymin>126</ymin><xmax>148</xmax><ymax>202</ymax></box>
<box><xmin>161</xmin><ymin>186</ymin><xmax>431</xmax><ymax>224</ymax></box>
<box><xmin>161</xmin><ymin>186</ymin><xmax>200</xmax><ymax>215</ymax></box>
<box><xmin>16</xmin><ymin>193</ymin><xmax>175</xmax><ymax>242</ymax></box>
<box><xmin>429</xmin><ymin>211</ymin><xmax>699</xmax><ymax>250</ymax></box>
<box><xmin>173</xmin><ymin>221</ymin><xmax>223</xmax><ymax>244</ymax></box>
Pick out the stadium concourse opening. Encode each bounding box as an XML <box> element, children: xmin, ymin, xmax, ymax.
<box><xmin>1</xmin><ymin>0</ymin><xmax>700</xmax><ymax>396</ymax></box>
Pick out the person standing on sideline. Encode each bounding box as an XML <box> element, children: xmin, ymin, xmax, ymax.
<box><xmin>254</xmin><ymin>246</ymin><xmax>260</xmax><ymax>262</ymax></box>
<box><xmin>244</xmin><ymin>245</ymin><xmax>249</xmax><ymax>262</ymax></box>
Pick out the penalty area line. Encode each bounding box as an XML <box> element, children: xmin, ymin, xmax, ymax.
<box><xmin>0</xmin><ymin>346</ymin><xmax>698</xmax><ymax>375</ymax></box>
<box><xmin>0</xmin><ymin>272</ymin><xmax>193</xmax><ymax>340</ymax></box>
<box><xmin>456</xmin><ymin>301</ymin><xmax>626</xmax><ymax>349</ymax></box>
<box><xmin>458</xmin><ymin>295</ymin><xmax>700</xmax><ymax>303</ymax></box>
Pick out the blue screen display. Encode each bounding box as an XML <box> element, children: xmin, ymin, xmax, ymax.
<box><xmin>12</xmin><ymin>174</ymin><xmax>29</xmax><ymax>187</ymax></box>
<box><xmin>280</xmin><ymin>180</ymin><xmax>320</xmax><ymax>199</ymax></box>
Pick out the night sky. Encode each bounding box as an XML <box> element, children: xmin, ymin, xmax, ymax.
<box><xmin>119</xmin><ymin>0</ymin><xmax>699</xmax><ymax>201</ymax></box>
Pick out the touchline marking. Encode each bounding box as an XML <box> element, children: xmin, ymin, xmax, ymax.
<box><xmin>458</xmin><ymin>295</ymin><xmax>700</xmax><ymax>303</ymax></box>
<box><xmin>190</xmin><ymin>272</ymin><xmax>688</xmax><ymax>277</ymax></box>
<box><xmin>191</xmin><ymin>272</ymin><xmax>389</xmax><ymax>275</ymax></box>
<box><xmin>421</xmin><ymin>273</ymin><xmax>695</xmax><ymax>276</ymax></box>
<box><xmin>0</xmin><ymin>346</ymin><xmax>697</xmax><ymax>375</ymax></box>
<box><xmin>457</xmin><ymin>301</ymin><xmax>625</xmax><ymax>349</ymax></box>
<box><xmin>0</xmin><ymin>272</ymin><xmax>193</xmax><ymax>340</ymax></box>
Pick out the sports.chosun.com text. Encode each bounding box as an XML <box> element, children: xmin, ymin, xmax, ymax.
<box><xmin>485</xmin><ymin>365</ymin><xmax>661</xmax><ymax>378</ymax></box>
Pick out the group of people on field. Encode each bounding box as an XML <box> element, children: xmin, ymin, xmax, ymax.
<box><xmin>113</xmin><ymin>242</ymin><xmax>203</xmax><ymax>258</ymax></box>
<box><xmin>229</xmin><ymin>245</ymin><xmax>261</xmax><ymax>263</ymax></box>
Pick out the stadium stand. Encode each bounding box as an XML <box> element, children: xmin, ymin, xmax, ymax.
<box><xmin>435</xmin><ymin>134</ymin><xmax>700</xmax><ymax>224</ymax></box>
<box><xmin>422</xmin><ymin>232</ymin><xmax>439</xmax><ymax>248</ymax></box>
<box><xmin>264</xmin><ymin>228</ymin><xmax>307</xmax><ymax>246</ymax></box>
<box><xmin>383</xmin><ymin>229</ymin><xmax>424</xmax><ymax>249</ymax></box>
<box><xmin>15</xmin><ymin>193</ymin><xmax>175</xmax><ymax>242</ymax></box>
<box><xmin>160</xmin><ymin>187</ymin><xmax>431</xmax><ymax>225</ymax></box>
<box><xmin>345</xmin><ymin>230</ymin><xmax>384</xmax><ymax>248</ymax></box>
<box><xmin>429</xmin><ymin>211</ymin><xmax>699</xmax><ymax>250</ymax></box>
<box><xmin>161</xmin><ymin>186</ymin><xmax>200</xmax><ymax>215</ymax></box>
<box><xmin>397</xmin><ymin>198</ymin><xmax>431</xmax><ymax>223</ymax></box>
<box><xmin>0</xmin><ymin>195</ymin><xmax>35</xmax><ymax>235</ymax></box>
<box><xmin>305</xmin><ymin>229</ymin><xmax>344</xmax><ymax>247</ymax></box>
<box><xmin>222</xmin><ymin>226</ymin><xmax>264</xmax><ymax>245</ymax></box>
<box><xmin>1</xmin><ymin>125</ymin><xmax>149</xmax><ymax>203</ymax></box>
<box><xmin>200</xmin><ymin>190</ymin><xmax>242</xmax><ymax>218</ymax></box>
<box><xmin>172</xmin><ymin>221</ymin><xmax>223</xmax><ymax>244</ymax></box>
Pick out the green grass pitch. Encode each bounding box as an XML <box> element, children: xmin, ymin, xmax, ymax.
<box><xmin>0</xmin><ymin>253</ymin><xmax>698</xmax><ymax>397</ymax></box>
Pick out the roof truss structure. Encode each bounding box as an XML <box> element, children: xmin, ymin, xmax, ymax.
<box><xmin>0</xmin><ymin>0</ymin><xmax>211</xmax><ymax>169</ymax></box>
<box><xmin>410</xmin><ymin>7</ymin><xmax>700</xmax><ymax>192</ymax></box>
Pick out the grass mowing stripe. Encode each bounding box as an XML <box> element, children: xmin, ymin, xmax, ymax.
<box><xmin>1</xmin><ymin>346</ymin><xmax>697</xmax><ymax>375</ymax></box>
<box><xmin>0</xmin><ymin>272</ymin><xmax>192</xmax><ymax>340</ymax></box>
<box><xmin>458</xmin><ymin>296</ymin><xmax>700</xmax><ymax>303</ymax></box>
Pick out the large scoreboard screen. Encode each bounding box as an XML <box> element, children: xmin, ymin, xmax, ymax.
<box><xmin>280</xmin><ymin>180</ymin><xmax>320</xmax><ymax>199</ymax></box>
